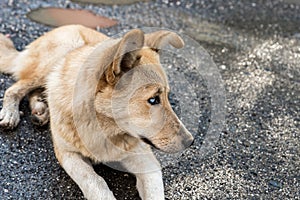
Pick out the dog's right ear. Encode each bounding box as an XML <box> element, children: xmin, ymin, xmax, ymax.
<box><xmin>105</xmin><ymin>29</ymin><xmax>144</xmax><ymax>85</ymax></box>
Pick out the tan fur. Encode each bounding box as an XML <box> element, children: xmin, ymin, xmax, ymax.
<box><xmin>0</xmin><ymin>25</ymin><xmax>194</xmax><ymax>200</ymax></box>
<box><xmin>0</xmin><ymin>34</ymin><xmax>18</xmax><ymax>74</ymax></box>
<box><xmin>28</xmin><ymin>88</ymin><xmax>49</xmax><ymax>126</ymax></box>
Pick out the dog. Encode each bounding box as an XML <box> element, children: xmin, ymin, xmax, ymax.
<box><xmin>0</xmin><ymin>25</ymin><xmax>194</xmax><ymax>200</ymax></box>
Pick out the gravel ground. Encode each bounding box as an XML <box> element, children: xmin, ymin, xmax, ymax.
<box><xmin>0</xmin><ymin>0</ymin><xmax>299</xmax><ymax>199</ymax></box>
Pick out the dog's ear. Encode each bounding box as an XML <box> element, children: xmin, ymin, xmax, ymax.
<box><xmin>145</xmin><ymin>30</ymin><xmax>184</xmax><ymax>51</ymax></box>
<box><xmin>106</xmin><ymin>29</ymin><xmax>144</xmax><ymax>85</ymax></box>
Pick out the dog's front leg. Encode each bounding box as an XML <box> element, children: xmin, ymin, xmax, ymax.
<box><xmin>58</xmin><ymin>151</ymin><xmax>116</xmax><ymax>200</ymax></box>
<box><xmin>120</xmin><ymin>151</ymin><xmax>164</xmax><ymax>200</ymax></box>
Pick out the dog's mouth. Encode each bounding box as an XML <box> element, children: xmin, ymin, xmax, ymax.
<box><xmin>140</xmin><ymin>137</ymin><xmax>158</xmax><ymax>149</ymax></box>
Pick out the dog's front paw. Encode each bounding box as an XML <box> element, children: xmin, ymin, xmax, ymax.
<box><xmin>85</xmin><ymin>189</ymin><xmax>116</xmax><ymax>200</ymax></box>
<box><xmin>30</xmin><ymin>101</ymin><xmax>49</xmax><ymax>126</ymax></box>
<box><xmin>86</xmin><ymin>193</ymin><xmax>117</xmax><ymax>200</ymax></box>
<box><xmin>0</xmin><ymin>107</ymin><xmax>20</xmax><ymax>129</ymax></box>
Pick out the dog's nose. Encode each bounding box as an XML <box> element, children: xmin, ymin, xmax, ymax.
<box><xmin>177</xmin><ymin>123</ymin><xmax>194</xmax><ymax>150</ymax></box>
<box><xmin>181</xmin><ymin>137</ymin><xmax>194</xmax><ymax>149</ymax></box>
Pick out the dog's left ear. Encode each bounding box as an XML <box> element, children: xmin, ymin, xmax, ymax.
<box><xmin>106</xmin><ymin>29</ymin><xmax>144</xmax><ymax>85</ymax></box>
<box><xmin>145</xmin><ymin>30</ymin><xmax>184</xmax><ymax>50</ymax></box>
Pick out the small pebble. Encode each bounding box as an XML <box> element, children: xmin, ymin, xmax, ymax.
<box><xmin>220</xmin><ymin>65</ymin><xmax>226</xmax><ymax>70</ymax></box>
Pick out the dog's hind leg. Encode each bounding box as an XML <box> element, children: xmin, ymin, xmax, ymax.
<box><xmin>0</xmin><ymin>79</ymin><xmax>38</xmax><ymax>128</ymax></box>
<box><xmin>120</xmin><ymin>151</ymin><xmax>164</xmax><ymax>200</ymax></box>
<box><xmin>28</xmin><ymin>88</ymin><xmax>49</xmax><ymax>126</ymax></box>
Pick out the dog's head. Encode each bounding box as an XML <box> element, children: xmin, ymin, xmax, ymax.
<box><xmin>95</xmin><ymin>29</ymin><xmax>194</xmax><ymax>153</ymax></box>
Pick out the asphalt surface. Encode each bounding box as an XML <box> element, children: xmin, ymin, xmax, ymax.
<box><xmin>0</xmin><ymin>0</ymin><xmax>299</xmax><ymax>199</ymax></box>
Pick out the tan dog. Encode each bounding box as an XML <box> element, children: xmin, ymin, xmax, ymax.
<box><xmin>0</xmin><ymin>25</ymin><xmax>194</xmax><ymax>200</ymax></box>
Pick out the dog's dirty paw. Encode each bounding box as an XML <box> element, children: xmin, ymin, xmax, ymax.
<box><xmin>87</xmin><ymin>192</ymin><xmax>116</xmax><ymax>200</ymax></box>
<box><xmin>0</xmin><ymin>107</ymin><xmax>20</xmax><ymax>129</ymax></box>
<box><xmin>30</xmin><ymin>101</ymin><xmax>49</xmax><ymax>126</ymax></box>
<box><xmin>29</xmin><ymin>89</ymin><xmax>49</xmax><ymax>126</ymax></box>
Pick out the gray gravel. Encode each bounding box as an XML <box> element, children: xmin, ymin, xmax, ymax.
<box><xmin>0</xmin><ymin>0</ymin><xmax>299</xmax><ymax>199</ymax></box>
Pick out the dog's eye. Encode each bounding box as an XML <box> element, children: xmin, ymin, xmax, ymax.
<box><xmin>148</xmin><ymin>96</ymin><xmax>160</xmax><ymax>105</ymax></box>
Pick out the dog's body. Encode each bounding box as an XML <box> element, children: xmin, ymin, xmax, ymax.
<box><xmin>0</xmin><ymin>25</ymin><xmax>194</xmax><ymax>200</ymax></box>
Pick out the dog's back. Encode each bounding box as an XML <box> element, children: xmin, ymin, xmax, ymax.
<box><xmin>0</xmin><ymin>25</ymin><xmax>108</xmax><ymax>81</ymax></box>
<box><xmin>0</xmin><ymin>25</ymin><xmax>109</xmax><ymax>128</ymax></box>
<box><xmin>0</xmin><ymin>33</ymin><xmax>18</xmax><ymax>75</ymax></box>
